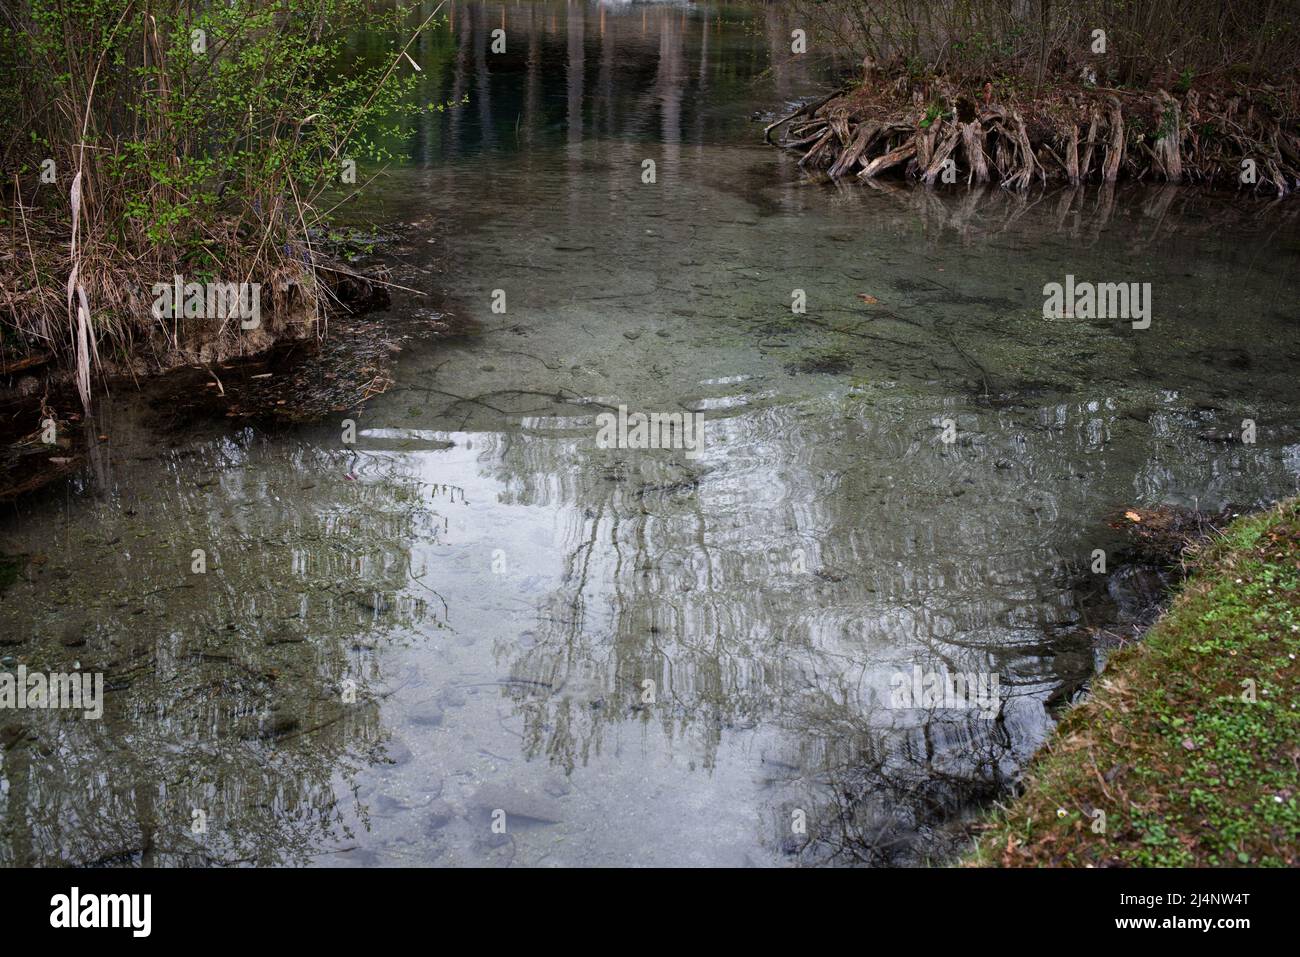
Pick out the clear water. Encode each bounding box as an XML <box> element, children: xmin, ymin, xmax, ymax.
<box><xmin>1</xmin><ymin>0</ymin><xmax>1298</xmax><ymax>867</ymax></box>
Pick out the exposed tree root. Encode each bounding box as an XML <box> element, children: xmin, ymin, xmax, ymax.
<box><xmin>772</xmin><ymin>75</ymin><xmax>1300</xmax><ymax>197</ymax></box>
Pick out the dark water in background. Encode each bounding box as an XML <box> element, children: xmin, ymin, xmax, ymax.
<box><xmin>1</xmin><ymin>1</ymin><xmax>1298</xmax><ymax>867</ymax></box>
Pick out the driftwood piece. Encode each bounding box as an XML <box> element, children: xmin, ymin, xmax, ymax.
<box><xmin>1103</xmin><ymin>97</ymin><xmax>1125</xmax><ymax>182</ymax></box>
<box><xmin>1154</xmin><ymin>90</ymin><xmax>1183</xmax><ymax>183</ymax></box>
<box><xmin>830</xmin><ymin>114</ymin><xmax>852</xmax><ymax>146</ymax></box>
<box><xmin>828</xmin><ymin>120</ymin><xmax>881</xmax><ymax>179</ymax></box>
<box><xmin>790</xmin><ymin>119</ymin><xmax>828</xmax><ymax>138</ymax></box>
<box><xmin>922</xmin><ymin>127</ymin><xmax>962</xmax><ymax>184</ymax></box>
<box><xmin>1080</xmin><ymin>105</ymin><xmax>1101</xmax><ymax>179</ymax></box>
<box><xmin>799</xmin><ymin>128</ymin><xmax>837</xmax><ymax>168</ymax></box>
<box><xmin>916</xmin><ymin>115</ymin><xmax>940</xmax><ymax>171</ymax></box>
<box><xmin>1264</xmin><ymin>158</ymin><xmax>1290</xmax><ymax>197</ymax></box>
<box><xmin>993</xmin><ymin>124</ymin><xmax>1015</xmax><ymax>179</ymax></box>
<box><xmin>764</xmin><ymin>87</ymin><xmax>849</xmax><ymax>145</ymax></box>
<box><xmin>0</xmin><ymin>354</ymin><xmax>53</xmax><ymax>376</ymax></box>
<box><xmin>1066</xmin><ymin>121</ymin><xmax>1080</xmax><ymax>184</ymax></box>
<box><xmin>785</xmin><ymin>128</ymin><xmax>830</xmax><ymax>150</ymax></box>
<box><xmin>1002</xmin><ymin>110</ymin><xmax>1040</xmax><ymax>189</ymax></box>
<box><xmin>859</xmin><ymin>141</ymin><xmax>917</xmax><ymax>179</ymax></box>
<box><xmin>961</xmin><ymin>120</ymin><xmax>990</xmax><ymax>183</ymax></box>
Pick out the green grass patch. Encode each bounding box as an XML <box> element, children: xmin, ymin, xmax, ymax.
<box><xmin>965</xmin><ymin>499</ymin><xmax>1300</xmax><ymax>867</ymax></box>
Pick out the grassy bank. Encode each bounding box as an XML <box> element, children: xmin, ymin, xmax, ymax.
<box><xmin>966</xmin><ymin>500</ymin><xmax>1300</xmax><ymax>867</ymax></box>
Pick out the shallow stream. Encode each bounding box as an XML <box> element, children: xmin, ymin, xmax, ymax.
<box><xmin>1</xmin><ymin>0</ymin><xmax>1298</xmax><ymax>866</ymax></box>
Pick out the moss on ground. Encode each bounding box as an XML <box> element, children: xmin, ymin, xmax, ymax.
<box><xmin>966</xmin><ymin>499</ymin><xmax>1300</xmax><ymax>867</ymax></box>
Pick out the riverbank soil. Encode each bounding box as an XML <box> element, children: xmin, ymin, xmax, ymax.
<box><xmin>0</xmin><ymin>252</ymin><xmax>463</xmax><ymax>500</ymax></box>
<box><xmin>967</xmin><ymin>500</ymin><xmax>1300</xmax><ymax>866</ymax></box>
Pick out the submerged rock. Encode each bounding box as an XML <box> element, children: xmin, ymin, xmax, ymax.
<box><xmin>382</xmin><ymin>736</ymin><xmax>414</xmax><ymax>767</ymax></box>
<box><xmin>469</xmin><ymin>783</ymin><xmax>565</xmax><ymax>825</ymax></box>
<box><xmin>408</xmin><ymin>700</ymin><xmax>446</xmax><ymax>727</ymax></box>
<box><xmin>425</xmin><ymin>799</ymin><xmax>456</xmax><ymax>831</ymax></box>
